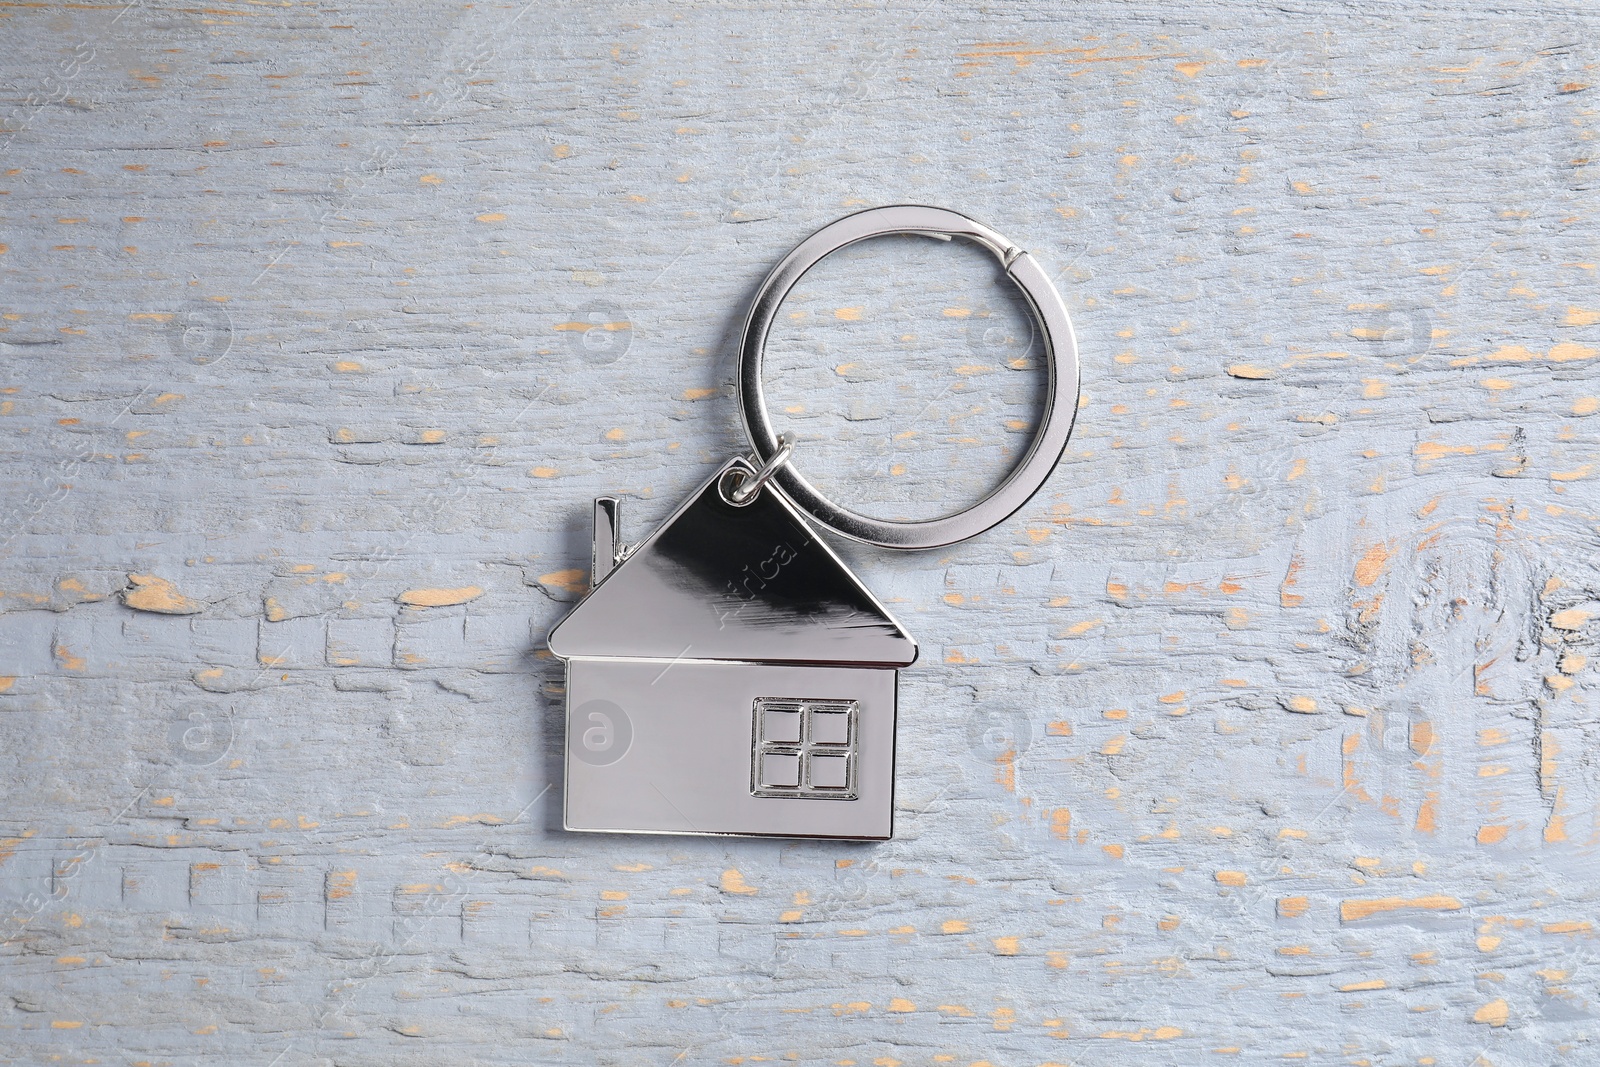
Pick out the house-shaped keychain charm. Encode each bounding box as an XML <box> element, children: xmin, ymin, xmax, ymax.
<box><xmin>548</xmin><ymin>456</ymin><xmax>918</xmax><ymax>840</ymax></box>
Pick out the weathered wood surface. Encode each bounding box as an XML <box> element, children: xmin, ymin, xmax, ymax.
<box><xmin>2</xmin><ymin>1</ymin><xmax>1598</xmax><ymax>1063</ymax></box>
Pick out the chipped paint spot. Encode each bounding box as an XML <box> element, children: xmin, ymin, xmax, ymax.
<box><xmin>1339</xmin><ymin>895</ymin><xmax>1462</xmax><ymax>922</ymax></box>
<box><xmin>440</xmin><ymin>813</ymin><xmax>502</xmax><ymax>828</ymax></box>
<box><xmin>398</xmin><ymin>586</ymin><xmax>484</xmax><ymax>608</ymax></box>
<box><xmin>1353</xmin><ymin>542</ymin><xmax>1392</xmax><ymax>588</ymax></box>
<box><xmin>122</xmin><ymin>574</ymin><xmax>202</xmax><ymax>614</ymax></box>
<box><xmin>1226</xmin><ymin>364</ymin><xmax>1275</xmax><ymax>379</ymax></box>
<box><xmin>1551</xmin><ymin>607</ymin><xmax>1592</xmax><ymax>631</ymax></box>
<box><xmin>0</xmin><ymin>831</ymin><xmax>36</xmax><ymax>866</ymax></box>
<box><xmin>1097</xmin><ymin>1026</ymin><xmax>1183</xmax><ymax>1041</ymax></box>
<box><xmin>1049</xmin><ymin>808</ymin><xmax>1071</xmax><ymax>839</ymax></box>
<box><xmin>554</xmin><ymin>318</ymin><xmax>628</xmax><ymax>335</ymax></box>
<box><xmin>1485</xmin><ymin>342</ymin><xmax>1597</xmax><ymax>363</ymax></box>
<box><xmin>537</xmin><ymin>570</ymin><xmax>586</xmax><ymax>597</ymax></box>
<box><xmin>720</xmin><ymin>869</ymin><xmax>757</xmax><ymax>895</ymax></box>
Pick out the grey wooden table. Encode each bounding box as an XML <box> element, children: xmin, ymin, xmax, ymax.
<box><xmin>2</xmin><ymin>2</ymin><xmax>1598</xmax><ymax>1064</ymax></box>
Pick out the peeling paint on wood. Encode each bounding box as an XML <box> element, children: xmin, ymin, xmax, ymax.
<box><xmin>1</xmin><ymin>1</ymin><xmax>1598</xmax><ymax>1064</ymax></box>
<box><xmin>120</xmin><ymin>573</ymin><xmax>202</xmax><ymax>615</ymax></box>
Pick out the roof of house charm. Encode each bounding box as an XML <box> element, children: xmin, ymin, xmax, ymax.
<box><xmin>549</xmin><ymin>459</ymin><xmax>917</xmax><ymax>668</ymax></box>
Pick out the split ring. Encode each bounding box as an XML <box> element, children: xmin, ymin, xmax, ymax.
<box><xmin>737</xmin><ymin>205</ymin><xmax>1080</xmax><ymax>550</ymax></box>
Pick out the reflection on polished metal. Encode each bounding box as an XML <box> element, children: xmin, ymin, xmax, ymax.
<box><xmin>591</xmin><ymin>496</ymin><xmax>621</xmax><ymax>584</ymax></box>
<box><xmin>738</xmin><ymin>204</ymin><xmax>1080</xmax><ymax>549</ymax></box>
<box><xmin>550</xmin><ymin>205</ymin><xmax>1081</xmax><ymax>841</ymax></box>
<box><xmin>552</xmin><ymin>457</ymin><xmax>918</xmax><ymax>667</ymax></box>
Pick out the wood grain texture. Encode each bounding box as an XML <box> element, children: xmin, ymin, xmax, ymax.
<box><xmin>2</xmin><ymin>1</ymin><xmax>1598</xmax><ymax>1063</ymax></box>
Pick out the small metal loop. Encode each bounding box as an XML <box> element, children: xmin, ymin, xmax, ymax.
<box><xmin>738</xmin><ymin>205</ymin><xmax>1080</xmax><ymax>550</ymax></box>
<box><xmin>720</xmin><ymin>432</ymin><xmax>795</xmax><ymax>507</ymax></box>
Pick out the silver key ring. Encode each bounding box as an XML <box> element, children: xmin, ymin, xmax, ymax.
<box><xmin>738</xmin><ymin>204</ymin><xmax>1081</xmax><ymax>550</ymax></box>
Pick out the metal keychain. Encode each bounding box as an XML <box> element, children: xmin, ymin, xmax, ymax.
<box><xmin>548</xmin><ymin>205</ymin><xmax>1080</xmax><ymax>840</ymax></box>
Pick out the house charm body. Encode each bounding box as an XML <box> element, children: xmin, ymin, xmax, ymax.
<box><xmin>547</xmin><ymin>457</ymin><xmax>918</xmax><ymax>840</ymax></box>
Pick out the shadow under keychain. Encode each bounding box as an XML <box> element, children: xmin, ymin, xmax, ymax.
<box><xmin>548</xmin><ymin>205</ymin><xmax>1080</xmax><ymax>840</ymax></box>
